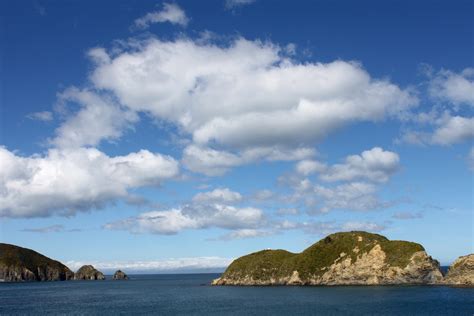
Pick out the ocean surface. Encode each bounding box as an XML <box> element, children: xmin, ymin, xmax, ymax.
<box><xmin>1</xmin><ymin>273</ymin><xmax>473</xmax><ymax>315</ymax></box>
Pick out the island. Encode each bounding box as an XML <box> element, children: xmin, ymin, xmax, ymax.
<box><xmin>0</xmin><ymin>243</ymin><xmax>73</xmax><ymax>282</ymax></box>
<box><xmin>74</xmin><ymin>265</ymin><xmax>105</xmax><ymax>280</ymax></box>
<box><xmin>212</xmin><ymin>231</ymin><xmax>469</xmax><ymax>286</ymax></box>
<box><xmin>442</xmin><ymin>254</ymin><xmax>474</xmax><ymax>286</ymax></box>
<box><xmin>113</xmin><ymin>270</ymin><xmax>129</xmax><ymax>280</ymax></box>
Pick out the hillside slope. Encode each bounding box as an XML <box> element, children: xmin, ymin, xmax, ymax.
<box><xmin>212</xmin><ymin>231</ymin><xmax>443</xmax><ymax>285</ymax></box>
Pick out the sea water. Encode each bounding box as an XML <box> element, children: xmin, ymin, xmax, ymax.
<box><xmin>1</xmin><ymin>274</ymin><xmax>473</xmax><ymax>315</ymax></box>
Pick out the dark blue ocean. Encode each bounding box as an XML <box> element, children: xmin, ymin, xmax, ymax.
<box><xmin>1</xmin><ymin>273</ymin><xmax>473</xmax><ymax>315</ymax></box>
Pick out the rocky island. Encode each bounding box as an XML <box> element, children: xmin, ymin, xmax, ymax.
<box><xmin>442</xmin><ymin>254</ymin><xmax>474</xmax><ymax>286</ymax></box>
<box><xmin>212</xmin><ymin>231</ymin><xmax>447</xmax><ymax>286</ymax></box>
<box><xmin>113</xmin><ymin>270</ymin><xmax>129</xmax><ymax>280</ymax></box>
<box><xmin>74</xmin><ymin>265</ymin><xmax>105</xmax><ymax>280</ymax></box>
<box><xmin>0</xmin><ymin>243</ymin><xmax>73</xmax><ymax>282</ymax></box>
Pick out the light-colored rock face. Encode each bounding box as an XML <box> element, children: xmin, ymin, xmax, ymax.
<box><xmin>316</xmin><ymin>247</ymin><xmax>443</xmax><ymax>285</ymax></box>
<box><xmin>212</xmin><ymin>243</ymin><xmax>443</xmax><ymax>286</ymax></box>
<box><xmin>74</xmin><ymin>265</ymin><xmax>105</xmax><ymax>281</ymax></box>
<box><xmin>443</xmin><ymin>254</ymin><xmax>474</xmax><ymax>286</ymax></box>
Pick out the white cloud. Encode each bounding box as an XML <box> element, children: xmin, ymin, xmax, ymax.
<box><xmin>295</xmin><ymin>159</ymin><xmax>326</xmax><ymax>176</ymax></box>
<box><xmin>225</xmin><ymin>0</ymin><xmax>256</xmax><ymax>9</ymax></box>
<box><xmin>192</xmin><ymin>188</ymin><xmax>242</xmax><ymax>203</ymax></box>
<box><xmin>134</xmin><ymin>3</ymin><xmax>189</xmax><ymax>29</ymax></box>
<box><xmin>88</xmin><ymin>37</ymin><xmax>416</xmax><ymax>172</ymax></box>
<box><xmin>27</xmin><ymin>111</ymin><xmax>53</xmax><ymax>122</ymax></box>
<box><xmin>313</xmin><ymin>182</ymin><xmax>389</xmax><ymax>213</ymax></box>
<box><xmin>429</xmin><ymin>68</ymin><xmax>474</xmax><ymax>107</ymax></box>
<box><xmin>105</xmin><ymin>203</ymin><xmax>264</xmax><ymax>235</ymax></box>
<box><xmin>431</xmin><ymin>115</ymin><xmax>474</xmax><ymax>145</ymax></box>
<box><xmin>65</xmin><ymin>257</ymin><xmax>232</xmax><ymax>273</ymax></box>
<box><xmin>216</xmin><ymin>229</ymin><xmax>272</xmax><ymax>240</ymax></box>
<box><xmin>319</xmin><ymin>147</ymin><xmax>400</xmax><ymax>183</ymax></box>
<box><xmin>0</xmin><ymin>146</ymin><xmax>179</xmax><ymax>218</ymax></box>
<box><xmin>52</xmin><ymin>88</ymin><xmax>138</xmax><ymax>148</ymax></box>
<box><xmin>182</xmin><ymin>145</ymin><xmax>315</xmax><ymax>176</ymax></box>
<box><xmin>286</xmin><ymin>148</ymin><xmax>400</xmax><ymax>213</ymax></box>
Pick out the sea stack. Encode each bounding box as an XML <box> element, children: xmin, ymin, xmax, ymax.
<box><xmin>0</xmin><ymin>243</ymin><xmax>74</xmax><ymax>282</ymax></box>
<box><xmin>443</xmin><ymin>254</ymin><xmax>474</xmax><ymax>286</ymax></box>
<box><xmin>113</xmin><ymin>270</ymin><xmax>129</xmax><ymax>280</ymax></box>
<box><xmin>212</xmin><ymin>231</ymin><xmax>443</xmax><ymax>286</ymax></box>
<box><xmin>74</xmin><ymin>265</ymin><xmax>105</xmax><ymax>280</ymax></box>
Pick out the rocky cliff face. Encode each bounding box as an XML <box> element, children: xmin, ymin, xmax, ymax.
<box><xmin>443</xmin><ymin>254</ymin><xmax>474</xmax><ymax>286</ymax></box>
<box><xmin>113</xmin><ymin>270</ymin><xmax>128</xmax><ymax>280</ymax></box>
<box><xmin>0</xmin><ymin>243</ymin><xmax>73</xmax><ymax>282</ymax></box>
<box><xmin>74</xmin><ymin>265</ymin><xmax>105</xmax><ymax>280</ymax></box>
<box><xmin>212</xmin><ymin>231</ymin><xmax>443</xmax><ymax>286</ymax></box>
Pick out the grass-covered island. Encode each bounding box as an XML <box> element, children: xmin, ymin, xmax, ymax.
<box><xmin>212</xmin><ymin>231</ymin><xmax>473</xmax><ymax>286</ymax></box>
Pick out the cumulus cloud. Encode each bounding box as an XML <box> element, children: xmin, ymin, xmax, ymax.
<box><xmin>26</xmin><ymin>111</ymin><xmax>53</xmax><ymax>122</ymax></box>
<box><xmin>429</xmin><ymin>68</ymin><xmax>474</xmax><ymax>107</ymax></box>
<box><xmin>182</xmin><ymin>145</ymin><xmax>315</xmax><ymax>176</ymax></box>
<box><xmin>400</xmin><ymin>114</ymin><xmax>474</xmax><ymax>146</ymax></box>
<box><xmin>319</xmin><ymin>147</ymin><xmax>400</xmax><ymax>183</ymax></box>
<box><xmin>0</xmin><ymin>146</ymin><xmax>179</xmax><ymax>218</ymax></box>
<box><xmin>216</xmin><ymin>229</ymin><xmax>272</xmax><ymax>240</ymax></box>
<box><xmin>51</xmin><ymin>88</ymin><xmax>138</xmax><ymax>148</ymax></box>
<box><xmin>105</xmin><ymin>203</ymin><xmax>264</xmax><ymax>235</ymax></box>
<box><xmin>86</xmin><ymin>37</ymin><xmax>416</xmax><ymax>173</ymax></box>
<box><xmin>431</xmin><ymin>115</ymin><xmax>474</xmax><ymax>145</ymax></box>
<box><xmin>313</xmin><ymin>182</ymin><xmax>390</xmax><ymax>213</ymax></box>
<box><xmin>192</xmin><ymin>188</ymin><xmax>242</xmax><ymax>203</ymax></box>
<box><xmin>286</xmin><ymin>148</ymin><xmax>400</xmax><ymax>213</ymax></box>
<box><xmin>134</xmin><ymin>3</ymin><xmax>189</xmax><ymax>29</ymax></box>
<box><xmin>295</xmin><ymin>159</ymin><xmax>326</xmax><ymax>176</ymax></box>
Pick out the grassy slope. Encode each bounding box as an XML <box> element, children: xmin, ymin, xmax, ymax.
<box><xmin>222</xmin><ymin>231</ymin><xmax>424</xmax><ymax>280</ymax></box>
<box><xmin>0</xmin><ymin>243</ymin><xmax>72</xmax><ymax>274</ymax></box>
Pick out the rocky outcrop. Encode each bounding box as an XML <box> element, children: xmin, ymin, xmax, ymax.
<box><xmin>442</xmin><ymin>254</ymin><xmax>474</xmax><ymax>286</ymax></box>
<box><xmin>113</xmin><ymin>270</ymin><xmax>128</xmax><ymax>280</ymax></box>
<box><xmin>212</xmin><ymin>231</ymin><xmax>443</xmax><ymax>286</ymax></box>
<box><xmin>74</xmin><ymin>265</ymin><xmax>105</xmax><ymax>280</ymax></box>
<box><xmin>0</xmin><ymin>243</ymin><xmax>74</xmax><ymax>282</ymax></box>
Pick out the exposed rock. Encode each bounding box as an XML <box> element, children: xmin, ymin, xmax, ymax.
<box><xmin>212</xmin><ymin>231</ymin><xmax>443</xmax><ymax>286</ymax></box>
<box><xmin>74</xmin><ymin>265</ymin><xmax>105</xmax><ymax>280</ymax></box>
<box><xmin>0</xmin><ymin>243</ymin><xmax>74</xmax><ymax>282</ymax></box>
<box><xmin>113</xmin><ymin>270</ymin><xmax>128</xmax><ymax>280</ymax></box>
<box><xmin>443</xmin><ymin>254</ymin><xmax>474</xmax><ymax>286</ymax></box>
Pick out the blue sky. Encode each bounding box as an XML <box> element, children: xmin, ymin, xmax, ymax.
<box><xmin>0</xmin><ymin>0</ymin><xmax>472</xmax><ymax>272</ymax></box>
